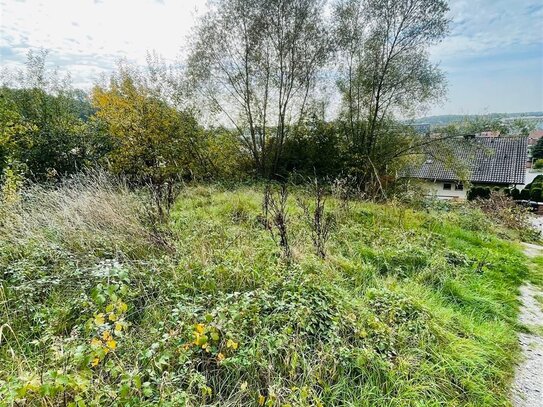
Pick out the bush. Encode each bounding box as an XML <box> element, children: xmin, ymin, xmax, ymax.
<box><xmin>475</xmin><ymin>191</ymin><xmax>532</xmax><ymax>232</ymax></box>
<box><xmin>523</xmin><ymin>174</ymin><xmax>543</xmax><ymax>191</ymax></box>
<box><xmin>511</xmin><ymin>188</ymin><xmax>520</xmax><ymax>200</ymax></box>
<box><xmin>520</xmin><ymin>188</ymin><xmax>531</xmax><ymax>200</ymax></box>
<box><xmin>533</xmin><ymin>159</ymin><xmax>543</xmax><ymax>169</ymax></box>
<box><xmin>531</xmin><ymin>187</ymin><xmax>543</xmax><ymax>202</ymax></box>
<box><xmin>467</xmin><ymin>186</ymin><xmax>481</xmax><ymax>200</ymax></box>
<box><xmin>468</xmin><ymin>186</ymin><xmax>492</xmax><ymax>200</ymax></box>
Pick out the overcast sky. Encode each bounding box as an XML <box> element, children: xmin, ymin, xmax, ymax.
<box><xmin>1</xmin><ymin>0</ymin><xmax>542</xmax><ymax>116</ymax></box>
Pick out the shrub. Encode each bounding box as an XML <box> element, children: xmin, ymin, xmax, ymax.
<box><xmin>468</xmin><ymin>186</ymin><xmax>491</xmax><ymax>200</ymax></box>
<box><xmin>475</xmin><ymin>191</ymin><xmax>532</xmax><ymax>232</ymax></box>
<box><xmin>523</xmin><ymin>174</ymin><xmax>543</xmax><ymax>191</ymax></box>
<box><xmin>533</xmin><ymin>159</ymin><xmax>543</xmax><ymax>169</ymax></box>
<box><xmin>520</xmin><ymin>188</ymin><xmax>531</xmax><ymax>200</ymax></box>
<box><xmin>510</xmin><ymin>188</ymin><xmax>520</xmax><ymax>200</ymax></box>
<box><xmin>531</xmin><ymin>187</ymin><xmax>543</xmax><ymax>202</ymax></box>
<box><xmin>467</xmin><ymin>186</ymin><xmax>481</xmax><ymax>200</ymax></box>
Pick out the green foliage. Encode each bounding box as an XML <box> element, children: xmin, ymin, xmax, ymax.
<box><xmin>92</xmin><ymin>65</ymin><xmax>206</xmax><ymax>185</ymax></box>
<box><xmin>533</xmin><ymin>159</ymin><xmax>543</xmax><ymax>169</ymax></box>
<box><xmin>532</xmin><ymin>137</ymin><xmax>543</xmax><ymax>160</ymax></box>
<box><xmin>531</xmin><ymin>187</ymin><xmax>542</xmax><ymax>202</ymax></box>
<box><xmin>0</xmin><ymin>181</ymin><xmax>532</xmax><ymax>406</ymax></box>
<box><xmin>467</xmin><ymin>185</ymin><xmax>491</xmax><ymax>200</ymax></box>
<box><xmin>0</xmin><ymin>51</ymin><xmax>99</xmax><ymax>180</ymax></box>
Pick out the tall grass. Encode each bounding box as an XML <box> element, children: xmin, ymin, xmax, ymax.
<box><xmin>0</xmin><ymin>180</ymin><xmax>531</xmax><ymax>406</ymax></box>
<box><xmin>1</xmin><ymin>171</ymin><xmax>161</xmax><ymax>259</ymax></box>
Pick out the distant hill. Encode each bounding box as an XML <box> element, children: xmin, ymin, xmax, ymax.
<box><xmin>413</xmin><ymin>112</ymin><xmax>543</xmax><ymax>126</ymax></box>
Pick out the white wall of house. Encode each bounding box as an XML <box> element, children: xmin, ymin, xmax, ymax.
<box><xmin>421</xmin><ymin>180</ymin><xmax>467</xmax><ymax>200</ymax></box>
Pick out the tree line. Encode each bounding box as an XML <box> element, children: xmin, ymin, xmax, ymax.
<box><xmin>1</xmin><ymin>0</ymin><xmax>453</xmax><ymax>196</ymax></box>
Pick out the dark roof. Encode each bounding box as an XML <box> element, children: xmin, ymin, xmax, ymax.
<box><xmin>407</xmin><ymin>136</ymin><xmax>527</xmax><ymax>184</ymax></box>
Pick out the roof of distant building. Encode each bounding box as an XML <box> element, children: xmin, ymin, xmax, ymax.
<box><xmin>406</xmin><ymin>136</ymin><xmax>527</xmax><ymax>185</ymax></box>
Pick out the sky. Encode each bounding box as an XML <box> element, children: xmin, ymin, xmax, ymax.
<box><xmin>1</xmin><ymin>0</ymin><xmax>542</xmax><ymax>116</ymax></box>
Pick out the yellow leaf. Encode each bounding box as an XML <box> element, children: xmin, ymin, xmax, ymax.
<box><xmin>94</xmin><ymin>313</ymin><xmax>105</xmax><ymax>326</ymax></box>
<box><xmin>102</xmin><ymin>331</ymin><xmax>112</xmax><ymax>341</ymax></box>
<box><xmin>227</xmin><ymin>339</ymin><xmax>238</xmax><ymax>350</ymax></box>
<box><xmin>90</xmin><ymin>338</ymin><xmax>102</xmax><ymax>348</ymax></box>
<box><xmin>196</xmin><ymin>323</ymin><xmax>205</xmax><ymax>334</ymax></box>
<box><xmin>106</xmin><ymin>340</ymin><xmax>117</xmax><ymax>350</ymax></box>
<box><xmin>91</xmin><ymin>357</ymin><xmax>100</xmax><ymax>367</ymax></box>
<box><xmin>217</xmin><ymin>352</ymin><xmax>225</xmax><ymax>361</ymax></box>
<box><xmin>118</xmin><ymin>302</ymin><xmax>128</xmax><ymax>313</ymax></box>
<box><xmin>114</xmin><ymin>322</ymin><xmax>123</xmax><ymax>333</ymax></box>
<box><xmin>105</xmin><ymin>303</ymin><xmax>114</xmax><ymax>313</ymax></box>
<box><xmin>108</xmin><ymin>313</ymin><xmax>117</xmax><ymax>322</ymax></box>
<box><xmin>258</xmin><ymin>394</ymin><xmax>265</xmax><ymax>406</ymax></box>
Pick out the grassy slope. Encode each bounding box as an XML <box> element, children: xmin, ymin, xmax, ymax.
<box><xmin>0</xmin><ymin>181</ymin><xmax>531</xmax><ymax>406</ymax></box>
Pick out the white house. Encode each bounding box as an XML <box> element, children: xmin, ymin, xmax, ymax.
<box><xmin>406</xmin><ymin>136</ymin><xmax>528</xmax><ymax>200</ymax></box>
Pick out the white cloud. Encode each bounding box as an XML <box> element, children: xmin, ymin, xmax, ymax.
<box><xmin>1</xmin><ymin>0</ymin><xmax>541</xmax><ymax>114</ymax></box>
<box><xmin>0</xmin><ymin>0</ymin><xmax>205</xmax><ymax>87</ymax></box>
<box><xmin>430</xmin><ymin>0</ymin><xmax>543</xmax><ymax>60</ymax></box>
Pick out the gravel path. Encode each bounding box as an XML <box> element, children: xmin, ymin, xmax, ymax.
<box><xmin>511</xmin><ymin>244</ymin><xmax>543</xmax><ymax>407</ymax></box>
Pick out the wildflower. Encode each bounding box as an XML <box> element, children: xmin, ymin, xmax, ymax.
<box><xmin>91</xmin><ymin>357</ymin><xmax>100</xmax><ymax>367</ymax></box>
<box><xmin>106</xmin><ymin>339</ymin><xmax>117</xmax><ymax>350</ymax></box>
<box><xmin>217</xmin><ymin>352</ymin><xmax>225</xmax><ymax>361</ymax></box>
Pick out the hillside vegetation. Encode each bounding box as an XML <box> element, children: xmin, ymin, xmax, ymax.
<box><xmin>0</xmin><ymin>174</ymin><xmax>535</xmax><ymax>406</ymax></box>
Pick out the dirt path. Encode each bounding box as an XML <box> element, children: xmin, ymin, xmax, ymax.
<box><xmin>511</xmin><ymin>244</ymin><xmax>543</xmax><ymax>407</ymax></box>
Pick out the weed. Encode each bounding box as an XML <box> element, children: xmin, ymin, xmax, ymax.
<box><xmin>263</xmin><ymin>184</ymin><xmax>291</xmax><ymax>259</ymax></box>
<box><xmin>298</xmin><ymin>179</ymin><xmax>336</xmax><ymax>259</ymax></box>
<box><xmin>0</xmin><ymin>183</ymin><xmax>532</xmax><ymax>406</ymax></box>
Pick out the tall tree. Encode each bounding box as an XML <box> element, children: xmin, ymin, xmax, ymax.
<box><xmin>532</xmin><ymin>137</ymin><xmax>543</xmax><ymax>161</ymax></box>
<box><xmin>187</xmin><ymin>0</ymin><xmax>331</xmax><ymax>177</ymax></box>
<box><xmin>0</xmin><ymin>50</ymin><xmax>93</xmax><ymax>180</ymax></box>
<box><xmin>92</xmin><ymin>63</ymin><xmax>209</xmax><ymax>215</ymax></box>
<box><xmin>334</xmin><ymin>0</ymin><xmax>449</xmax><ymax>158</ymax></box>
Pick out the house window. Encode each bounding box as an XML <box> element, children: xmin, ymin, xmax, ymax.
<box><xmin>443</xmin><ymin>183</ymin><xmax>452</xmax><ymax>190</ymax></box>
<box><xmin>455</xmin><ymin>183</ymin><xmax>464</xmax><ymax>191</ymax></box>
